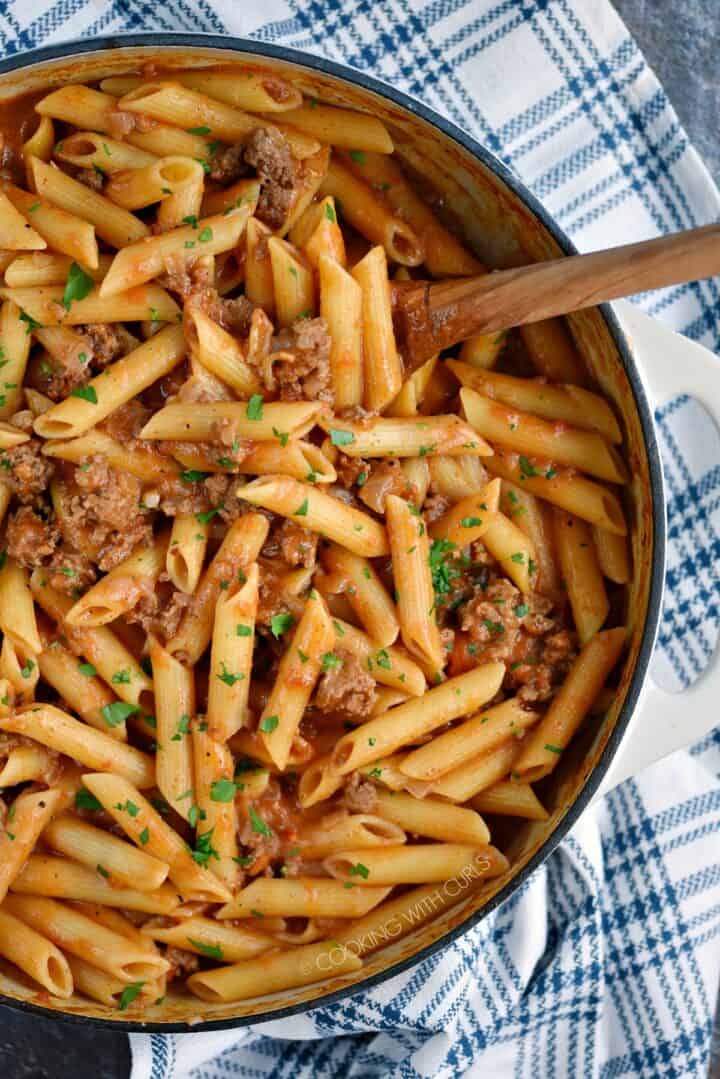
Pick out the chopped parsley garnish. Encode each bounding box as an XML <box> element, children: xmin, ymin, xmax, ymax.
<box><xmin>118</xmin><ymin>982</ymin><xmax>144</xmax><ymax>1010</ymax></box>
<box><xmin>270</xmin><ymin>612</ymin><xmax>294</xmax><ymax>638</ymax></box>
<box><xmin>188</xmin><ymin>938</ymin><xmax>223</xmax><ymax>960</ymax></box>
<box><xmin>514</xmin><ymin>603</ymin><xmax>529</xmax><ymax>617</ymax></box>
<box><xmin>62</xmin><ymin>262</ymin><xmax>94</xmax><ymax>311</ymax></box>
<box><xmin>349</xmin><ymin>150</ymin><xmax>366</xmax><ymax>164</ymax></box>
<box><xmin>294</xmin><ymin>498</ymin><xmax>309</xmax><ymax>517</ymax></box>
<box><xmin>96</xmin><ymin>864</ymin><xmax>109</xmax><ymax>878</ymax></box>
<box><xmin>20</xmin><ymin>659</ymin><xmax>35</xmax><ymax>680</ymax></box>
<box><xmin>101</xmin><ymin>701</ymin><xmax>138</xmax><ymax>728</ymax></box>
<box><xmin>259</xmin><ymin>715</ymin><xmax>279</xmax><ymax>733</ymax></box>
<box><xmin>321</xmin><ymin>652</ymin><xmax>342</xmax><ymax>672</ymax></box>
<box><xmin>510</xmin><ymin>552</ymin><xmax>525</xmax><ymax>564</ymax></box>
<box><xmin>210</xmin><ymin>778</ymin><xmax>237</xmax><ymax>802</ymax></box>
<box><xmin>19</xmin><ymin>310</ymin><xmax>41</xmax><ymax>334</ymax></box>
<box><xmin>139</xmin><ymin>827</ymin><xmax>150</xmax><ymax>845</ymax></box>
<box><xmin>75</xmin><ymin>789</ymin><xmax>102</xmax><ymax>811</ymax></box>
<box><xmin>182</xmin><ymin>214</ymin><xmax>199</xmax><ymax>228</ymax></box>
<box><xmin>187</xmin><ymin>125</ymin><xmax>211</xmax><ymax>135</ymax></box>
<box><xmin>78</xmin><ymin>662</ymin><xmax>97</xmax><ymax>677</ymax></box>
<box><xmin>196</xmin><ymin>504</ymin><xmax>223</xmax><ymax>524</ymax></box>
<box><xmin>180</xmin><ymin>469</ymin><xmax>209</xmax><ymax>484</ymax></box>
<box><xmin>545</xmin><ymin>744</ymin><xmax>563</xmax><ymax>754</ymax></box>
<box><xmin>171</xmin><ymin>714</ymin><xmax>191</xmax><ymax>740</ymax></box>
<box><xmin>348</xmin><ymin>861</ymin><xmax>369</xmax><ymax>878</ymax></box>
<box><xmin>325</xmin><ymin>202</ymin><xmax>336</xmax><ymax>223</ymax></box>
<box><xmin>248</xmin><ymin>806</ymin><xmax>272</xmax><ymax>837</ymax></box>
<box><xmin>218</xmin><ymin>662</ymin><xmax>243</xmax><ymax>686</ymax></box>
<box><xmin>70</xmin><ymin>385</ymin><xmax>97</xmax><ymax>404</ymax></box>
<box><xmin>246</xmin><ymin>394</ymin><xmax>263</xmax><ymax>420</ymax></box>
<box><xmin>236</xmin><ymin>623</ymin><xmax>252</xmax><ymax>637</ymax></box>
<box><xmin>272</xmin><ymin>426</ymin><xmax>289</xmax><ymax>447</ymax></box>
<box><xmin>111</xmin><ymin>668</ymin><xmax>131</xmax><ymax>685</ymax></box>
<box><xmin>461</xmin><ymin>516</ymin><xmax>483</xmax><ymax>528</ymax></box>
<box><xmin>518</xmin><ymin>456</ymin><xmax>540</xmax><ymax>479</ymax></box>
<box><xmin>192</xmin><ymin>829</ymin><xmax>220</xmax><ymax>866</ymax></box>
<box><xmin>329</xmin><ymin>428</ymin><xmax>354</xmax><ymax>447</ymax></box>
<box><xmin>114</xmin><ymin>800</ymin><xmax>139</xmax><ymax>817</ymax></box>
<box><xmin>429</xmin><ymin>538</ymin><xmax>460</xmax><ymax>601</ymax></box>
<box><xmin>375</xmin><ymin>650</ymin><xmax>392</xmax><ymax>670</ymax></box>
<box><xmin>199</xmin><ymin>226</ymin><xmax>213</xmax><ymax>243</ymax></box>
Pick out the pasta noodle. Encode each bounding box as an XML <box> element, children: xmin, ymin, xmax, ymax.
<box><xmin>0</xmin><ymin>67</ymin><xmax>634</xmax><ymax>1011</ymax></box>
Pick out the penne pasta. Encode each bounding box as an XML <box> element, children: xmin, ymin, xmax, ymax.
<box><xmin>331</xmin><ymin>663</ymin><xmax>505</xmax><ymax>775</ymax></box>
<box><xmin>318</xmin><ymin>413</ymin><xmax>492</xmax><ymax>458</ymax></box>
<box><xmin>0</xmin><ymin>705</ymin><xmax>155</xmax><ymax>788</ymax></box>
<box><xmin>448</xmin><ymin>360</ymin><xmax>622</xmax><ymax>443</ymax></box>
<box><xmin>187</xmin><ymin>307</ymin><xmax>262</xmax><ymax>397</ymax></box>
<box><xmin>520</xmin><ymin>318</ymin><xmax>586</xmax><ymax>385</ymax></box>
<box><xmin>141</xmin><ymin>915</ymin><xmax>276</xmax><ymax>963</ymax></box>
<box><xmin>104</xmin><ymin>156</ymin><xmax>205</xmax><ymax>210</ymax></box>
<box><xmin>485</xmin><ymin>447</ymin><xmax>627</xmax><ymax>535</ymax></box>
<box><xmin>167</xmin><ymin>513</ymin><xmax>269</xmax><ymax>665</ymax></box>
<box><xmin>43</xmin><ymin>815</ymin><xmax>170</xmax><ymax>892</ymax></box>
<box><xmin>0</xmin><ymin>906</ymin><xmax>73</xmax><ymax>998</ymax></box>
<box><xmin>0</xmin><ymin>300</ymin><xmax>31</xmax><ymax>418</ymax></box>
<box><xmin>352</xmin><ymin>244</ymin><xmax>403</xmax><ymax>412</ymax></box>
<box><xmin>0</xmin><ymin>282</ymin><xmax>180</xmax><ymax>327</ymax></box>
<box><xmin>150</xmin><ymin>636</ymin><xmax>196</xmax><ymax>821</ymax></box>
<box><xmin>187</xmin><ymin>939</ymin><xmax>363</xmax><ymax>1003</ymax></box>
<box><xmin>319</xmin><ymin>252</ymin><xmax>363</xmax><ymax>407</ymax></box>
<box><xmin>206</xmin><ymin>565</ymin><xmax>258</xmax><ymax>742</ymax></box>
<box><xmin>268</xmin><ymin>236</ymin><xmax>315</xmax><ymax>327</ymax></box>
<box><xmin>192</xmin><ymin>724</ymin><xmax>240</xmax><ymax>891</ymax></box>
<box><xmin>553</xmin><ymin>510</ymin><xmax>609</xmax><ymax>643</ymax></box>
<box><xmin>460</xmin><ymin>386</ymin><xmax>627</xmax><ymax>483</ymax></box>
<box><xmin>386</xmin><ymin>493</ymin><xmax>444</xmax><ymax>674</ymax></box>
<box><xmin>100</xmin><ymin>206</ymin><xmax>250</xmax><ymax>296</ymax></box>
<box><xmin>66</xmin><ymin>534</ymin><xmax>168</xmax><ymax>627</ymax></box>
<box><xmin>324</xmin><ymin>843</ymin><xmax>508</xmax><ymax>886</ymax></box>
<box><xmin>167</xmin><ymin>512</ymin><xmax>209</xmax><ymax>595</ymax></box>
<box><xmin>370</xmin><ymin>789</ymin><xmax>491</xmax><ymax>846</ymax></box>
<box><xmin>240</xmin><ymin>475</ymin><xmax>389</xmax><ymax>557</ymax></box>
<box><xmin>30</xmin><ymin>156</ymin><xmax>148</xmax><ymax>248</ymax></box>
<box><xmin>0</xmin><ymin>788</ymin><xmax>63</xmax><ymax>903</ymax></box>
<box><xmin>400</xmin><ymin>698</ymin><xmax>540</xmax><ymax>781</ymax></box>
<box><xmin>139</xmin><ymin>399</ymin><xmax>323</xmax><ymax>442</ymax></box>
<box><xmin>258</xmin><ymin>591</ymin><xmax>334</xmax><ymax>770</ymax></box>
<box><xmin>322</xmin><ymin>544</ymin><xmax>399</xmax><ymax>647</ymax></box>
<box><xmin>319</xmin><ymin>157</ymin><xmax>424</xmax><ymax>266</ymax></box>
<box><xmin>217</xmin><ymin>877</ymin><xmax>392</xmax><ymax>920</ymax></box>
<box><xmin>342</xmin><ymin>150</ymin><xmax>483</xmax><ymax>276</ymax></box>
<box><xmin>55</xmin><ymin>131</ymin><xmax>156</xmax><ymax>173</ymax></box>
<box><xmin>81</xmin><ymin>773</ymin><xmax>233</xmax><ymax>904</ymax></box>
<box><xmin>0</xmin><ymin>180</ymin><xmax>99</xmax><ymax>267</ymax></box>
<box><xmin>429</xmin><ymin>477</ymin><xmax>501</xmax><ymax>547</ymax></box>
<box><xmin>3</xmin><ymin>895</ymin><xmax>169</xmax><ymax>983</ymax></box>
<box><xmin>34</xmin><ymin>324</ymin><xmax>186</xmax><ymax>439</ymax></box>
<box><xmin>513</xmin><ymin>627</ymin><xmax>626</xmax><ymax>781</ymax></box>
<box><xmin>12</xmin><ymin>854</ymin><xmax>182</xmax><ymax>914</ymax></box>
<box><xmin>471</xmin><ymin>780</ymin><xmax>549</xmax><ymax>821</ymax></box>
<box><xmin>481</xmin><ymin>510</ymin><xmax>539</xmax><ymax>593</ymax></box>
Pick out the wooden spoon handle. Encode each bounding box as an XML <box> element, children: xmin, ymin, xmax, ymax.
<box><xmin>394</xmin><ymin>222</ymin><xmax>720</xmax><ymax>366</ymax></box>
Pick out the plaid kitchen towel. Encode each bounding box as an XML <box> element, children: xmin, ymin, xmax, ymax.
<box><xmin>3</xmin><ymin>1</ymin><xmax>720</xmax><ymax>1076</ymax></box>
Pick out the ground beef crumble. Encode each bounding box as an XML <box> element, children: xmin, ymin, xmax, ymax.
<box><xmin>314</xmin><ymin>651</ymin><xmax>377</xmax><ymax>720</ymax></box>
<box><xmin>244</xmin><ymin>126</ymin><xmax>296</xmax><ymax>230</ymax></box>
<box><xmin>273</xmin><ymin>317</ymin><xmax>333</xmax><ymax>404</ymax></box>
<box><xmin>459</xmin><ymin>577</ymin><xmax>577</xmax><ymax>703</ymax></box>
<box><xmin>125</xmin><ymin>582</ymin><xmax>191</xmax><ymax>643</ymax></box>
<box><xmin>1</xmin><ymin>440</ymin><xmax>54</xmax><ymax>504</ymax></box>
<box><xmin>62</xmin><ymin>455</ymin><xmax>153</xmax><ymax>572</ymax></box>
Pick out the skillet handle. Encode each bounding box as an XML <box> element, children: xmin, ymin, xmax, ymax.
<box><xmin>593</xmin><ymin>301</ymin><xmax>720</xmax><ymax>800</ymax></box>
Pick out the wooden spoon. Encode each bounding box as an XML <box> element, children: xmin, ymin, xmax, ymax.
<box><xmin>393</xmin><ymin>222</ymin><xmax>720</xmax><ymax>367</ymax></box>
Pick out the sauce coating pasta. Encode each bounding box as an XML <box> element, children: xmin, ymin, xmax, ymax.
<box><xmin>0</xmin><ymin>64</ymin><xmax>628</xmax><ymax>1011</ymax></box>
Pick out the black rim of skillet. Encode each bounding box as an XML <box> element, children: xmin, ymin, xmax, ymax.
<box><xmin>0</xmin><ymin>33</ymin><xmax>666</xmax><ymax>1033</ymax></box>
